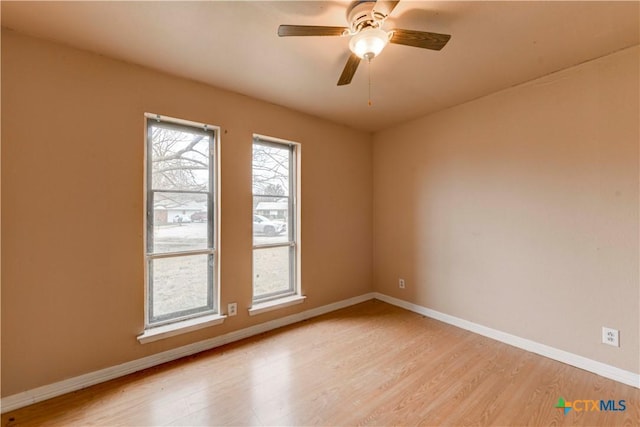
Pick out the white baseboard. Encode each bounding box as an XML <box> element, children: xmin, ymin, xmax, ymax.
<box><xmin>373</xmin><ymin>292</ymin><xmax>640</xmax><ymax>389</ymax></box>
<box><xmin>3</xmin><ymin>291</ymin><xmax>637</xmax><ymax>414</ymax></box>
<box><xmin>0</xmin><ymin>293</ymin><xmax>375</xmax><ymax>414</ymax></box>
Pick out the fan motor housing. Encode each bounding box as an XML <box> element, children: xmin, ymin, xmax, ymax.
<box><xmin>347</xmin><ymin>1</ymin><xmax>385</xmax><ymax>32</ymax></box>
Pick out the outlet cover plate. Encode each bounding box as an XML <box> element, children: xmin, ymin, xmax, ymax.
<box><xmin>228</xmin><ymin>303</ymin><xmax>237</xmax><ymax>317</ymax></box>
<box><xmin>602</xmin><ymin>326</ymin><xmax>619</xmax><ymax>347</ymax></box>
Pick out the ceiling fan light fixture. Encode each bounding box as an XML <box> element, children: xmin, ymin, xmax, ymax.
<box><xmin>277</xmin><ymin>0</ymin><xmax>451</xmax><ymax>86</ymax></box>
<box><xmin>349</xmin><ymin>27</ymin><xmax>389</xmax><ymax>59</ymax></box>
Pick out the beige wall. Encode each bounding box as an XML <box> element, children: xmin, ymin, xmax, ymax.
<box><xmin>373</xmin><ymin>46</ymin><xmax>639</xmax><ymax>373</ymax></box>
<box><xmin>0</xmin><ymin>30</ymin><xmax>373</xmax><ymax>396</ymax></box>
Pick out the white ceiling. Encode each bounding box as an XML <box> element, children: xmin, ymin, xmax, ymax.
<box><xmin>2</xmin><ymin>1</ymin><xmax>638</xmax><ymax>132</ymax></box>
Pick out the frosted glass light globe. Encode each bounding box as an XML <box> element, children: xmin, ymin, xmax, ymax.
<box><xmin>349</xmin><ymin>27</ymin><xmax>389</xmax><ymax>59</ymax></box>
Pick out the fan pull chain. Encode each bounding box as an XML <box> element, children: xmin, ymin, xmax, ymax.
<box><xmin>367</xmin><ymin>57</ymin><xmax>372</xmax><ymax>107</ymax></box>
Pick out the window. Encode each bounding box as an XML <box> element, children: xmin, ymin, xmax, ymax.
<box><xmin>144</xmin><ymin>115</ymin><xmax>218</xmax><ymax>331</ymax></box>
<box><xmin>252</xmin><ymin>136</ymin><xmax>300</xmax><ymax>306</ymax></box>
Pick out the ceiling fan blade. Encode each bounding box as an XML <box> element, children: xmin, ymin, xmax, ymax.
<box><xmin>278</xmin><ymin>25</ymin><xmax>348</xmax><ymax>37</ymax></box>
<box><xmin>389</xmin><ymin>29</ymin><xmax>451</xmax><ymax>50</ymax></box>
<box><xmin>337</xmin><ymin>53</ymin><xmax>361</xmax><ymax>86</ymax></box>
<box><xmin>373</xmin><ymin>0</ymin><xmax>400</xmax><ymax>17</ymax></box>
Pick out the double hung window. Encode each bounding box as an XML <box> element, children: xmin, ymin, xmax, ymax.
<box><xmin>252</xmin><ymin>136</ymin><xmax>299</xmax><ymax>303</ymax></box>
<box><xmin>144</xmin><ymin>116</ymin><xmax>217</xmax><ymax>328</ymax></box>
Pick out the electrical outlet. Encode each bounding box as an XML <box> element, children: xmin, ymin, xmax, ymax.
<box><xmin>228</xmin><ymin>302</ymin><xmax>237</xmax><ymax>317</ymax></box>
<box><xmin>399</xmin><ymin>279</ymin><xmax>405</xmax><ymax>289</ymax></box>
<box><xmin>602</xmin><ymin>327</ymin><xmax>619</xmax><ymax>347</ymax></box>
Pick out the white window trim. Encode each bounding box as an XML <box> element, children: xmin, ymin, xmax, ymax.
<box><xmin>248</xmin><ymin>295</ymin><xmax>307</xmax><ymax>316</ymax></box>
<box><xmin>137</xmin><ymin>314</ymin><xmax>226</xmax><ymax>344</ymax></box>
<box><xmin>251</xmin><ymin>135</ymin><xmax>302</xmax><ymax>306</ymax></box>
<box><xmin>141</xmin><ymin>113</ymin><xmax>222</xmax><ymax>341</ymax></box>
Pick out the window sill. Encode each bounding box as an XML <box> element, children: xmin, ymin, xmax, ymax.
<box><xmin>248</xmin><ymin>295</ymin><xmax>306</xmax><ymax>316</ymax></box>
<box><xmin>137</xmin><ymin>314</ymin><xmax>226</xmax><ymax>344</ymax></box>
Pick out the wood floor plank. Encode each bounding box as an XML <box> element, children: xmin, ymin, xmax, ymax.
<box><xmin>3</xmin><ymin>300</ymin><xmax>639</xmax><ymax>426</ymax></box>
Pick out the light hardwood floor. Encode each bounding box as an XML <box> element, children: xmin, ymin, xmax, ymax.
<box><xmin>2</xmin><ymin>300</ymin><xmax>639</xmax><ymax>426</ymax></box>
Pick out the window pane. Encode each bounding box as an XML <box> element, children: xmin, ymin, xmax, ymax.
<box><xmin>253</xmin><ymin>143</ymin><xmax>291</xmax><ymax>247</ymax></box>
<box><xmin>253</xmin><ymin>246</ymin><xmax>292</xmax><ymax>299</ymax></box>
<box><xmin>253</xmin><ymin>143</ymin><xmax>290</xmax><ymax>196</ymax></box>
<box><xmin>151</xmin><ymin>254</ymin><xmax>212</xmax><ymax>320</ymax></box>
<box><xmin>150</xmin><ymin>124</ymin><xmax>210</xmax><ymax>192</ymax></box>
<box><xmin>151</xmin><ymin>192</ymin><xmax>209</xmax><ymax>253</ymax></box>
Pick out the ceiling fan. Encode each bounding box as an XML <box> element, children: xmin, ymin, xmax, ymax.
<box><xmin>278</xmin><ymin>0</ymin><xmax>451</xmax><ymax>86</ymax></box>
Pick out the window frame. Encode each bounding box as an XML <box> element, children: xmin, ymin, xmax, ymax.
<box><xmin>143</xmin><ymin>114</ymin><xmax>219</xmax><ymax>330</ymax></box>
<box><xmin>251</xmin><ymin>135</ymin><xmax>300</xmax><ymax>305</ymax></box>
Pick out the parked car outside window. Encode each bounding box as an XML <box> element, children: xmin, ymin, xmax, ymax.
<box><xmin>253</xmin><ymin>214</ymin><xmax>286</xmax><ymax>236</ymax></box>
<box><xmin>172</xmin><ymin>214</ymin><xmax>192</xmax><ymax>223</ymax></box>
<box><xmin>190</xmin><ymin>211</ymin><xmax>207</xmax><ymax>222</ymax></box>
